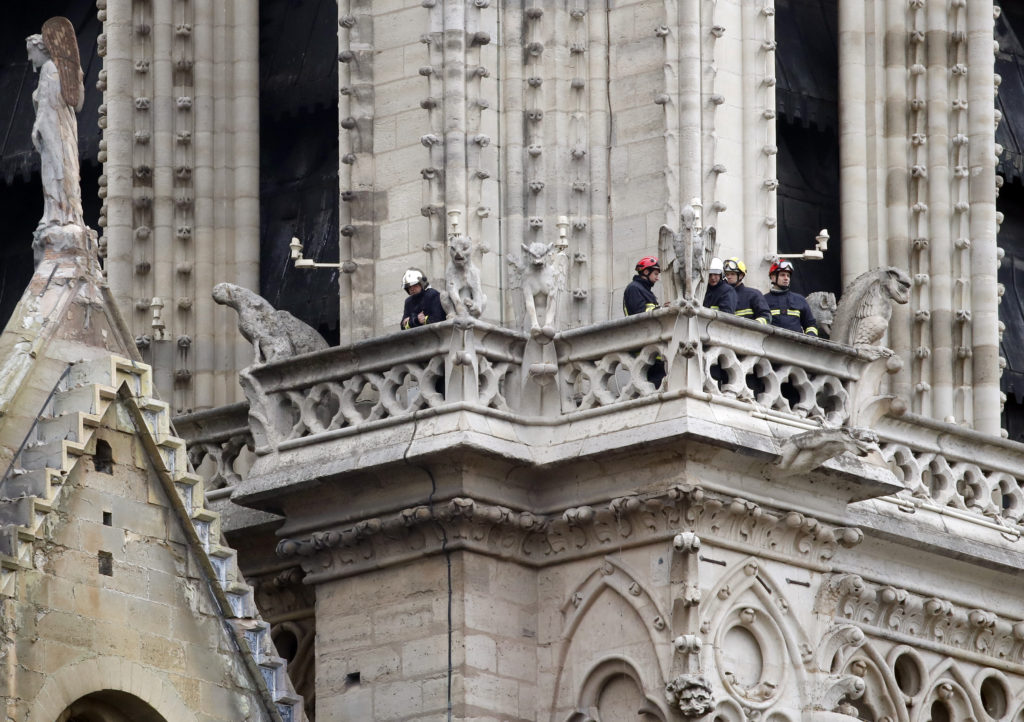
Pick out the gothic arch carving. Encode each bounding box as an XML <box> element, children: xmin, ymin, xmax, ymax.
<box><xmin>915</xmin><ymin>662</ymin><xmax>984</xmax><ymax>722</ymax></box>
<box><xmin>550</xmin><ymin>557</ymin><xmax>671</xmax><ymax>721</ymax></box>
<box><xmin>26</xmin><ymin>657</ymin><xmax>196</xmax><ymax>722</ymax></box>
<box><xmin>834</xmin><ymin>640</ymin><xmax>907</xmax><ymax>722</ymax></box>
<box><xmin>566</xmin><ymin>657</ymin><xmax>669</xmax><ymax>721</ymax></box>
<box><xmin>702</xmin><ymin>557</ymin><xmax>813</xmax><ymax>712</ymax></box>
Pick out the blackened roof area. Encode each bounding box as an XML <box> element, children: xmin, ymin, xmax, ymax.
<box><xmin>775</xmin><ymin>0</ymin><xmax>839</xmax><ymax>132</ymax></box>
<box><xmin>0</xmin><ymin>4</ymin><xmax>101</xmax><ymax>183</ymax></box>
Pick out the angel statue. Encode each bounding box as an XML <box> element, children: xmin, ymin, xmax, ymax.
<box><xmin>27</xmin><ymin>18</ymin><xmax>85</xmax><ymax>237</ymax></box>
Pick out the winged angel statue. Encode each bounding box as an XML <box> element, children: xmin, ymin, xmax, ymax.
<box><xmin>27</xmin><ymin>18</ymin><xmax>86</xmax><ymax>259</ymax></box>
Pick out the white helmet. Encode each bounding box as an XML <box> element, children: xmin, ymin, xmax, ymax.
<box><xmin>709</xmin><ymin>257</ymin><xmax>724</xmax><ymax>275</ymax></box>
<box><xmin>402</xmin><ymin>268</ymin><xmax>429</xmax><ymax>290</ymax></box>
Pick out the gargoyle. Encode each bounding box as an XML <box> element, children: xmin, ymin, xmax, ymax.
<box><xmin>440</xmin><ymin>234</ymin><xmax>486</xmax><ymax>318</ymax></box>
<box><xmin>507</xmin><ymin>240</ymin><xmax>565</xmax><ymax>341</ymax></box>
<box><xmin>775</xmin><ymin>427</ymin><xmax>880</xmax><ymax>476</ymax></box>
<box><xmin>830</xmin><ymin>267</ymin><xmax>911</xmax><ymax>349</ymax></box>
<box><xmin>807</xmin><ymin>291</ymin><xmax>838</xmax><ymax>338</ymax></box>
<box><xmin>212</xmin><ymin>282</ymin><xmax>328</xmax><ymax>364</ymax></box>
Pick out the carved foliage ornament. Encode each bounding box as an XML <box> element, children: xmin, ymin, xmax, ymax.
<box><xmin>824</xmin><ymin>573</ymin><xmax>1024</xmax><ymax>664</ymax></box>
<box><xmin>276</xmin><ymin>486</ymin><xmax>864</xmax><ymax>579</ymax></box>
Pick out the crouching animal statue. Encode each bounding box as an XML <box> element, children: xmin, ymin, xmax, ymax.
<box><xmin>440</xmin><ymin>235</ymin><xmax>487</xmax><ymax>318</ymax></box>
<box><xmin>831</xmin><ymin>267</ymin><xmax>911</xmax><ymax>348</ymax></box>
<box><xmin>212</xmin><ymin>282</ymin><xmax>328</xmax><ymax>364</ymax></box>
<box><xmin>508</xmin><ymin>240</ymin><xmax>565</xmax><ymax>340</ymax></box>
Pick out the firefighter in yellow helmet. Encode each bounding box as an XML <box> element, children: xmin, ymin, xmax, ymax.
<box><xmin>723</xmin><ymin>257</ymin><xmax>770</xmax><ymax>324</ymax></box>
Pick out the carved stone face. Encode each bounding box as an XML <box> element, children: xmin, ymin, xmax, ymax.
<box><xmin>886</xmin><ymin>269</ymin><xmax>912</xmax><ymax>304</ymax></box>
<box><xmin>665</xmin><ymin>674</ymin><xmax>715</xmax><ymax>718</ymax></box>
<box><xmin>449</xmin><ymin>236</ymin><xmax>472</xmax><ymax>266</ymax></box>
<box><xmin>522</xmin><ymin>241</ymin><xmax>553</xmax><ymax>266</ymax></box>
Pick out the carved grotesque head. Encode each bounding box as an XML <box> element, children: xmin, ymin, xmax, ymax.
<box><xmin>522</xmin><ymin>241</ymin><xmax>553</xmax><ymax>266</ymax></box>
<box><xmin>806</xmin><ymin>291</ymin><xmax>837</xmax><ymax>336</ymax></box>
<box><xmin>448</xmin><ymin>236</ymin><xmax>473</xmax><ymax>265</ymax></box>
<box><xmin>884</xmin><ymin>268</ymin><xmax>912</xmax><ymax>305</ymax></box>
<box><xmin>211</xmin><ymin>282</ymin><xmax>238</xmax><ymax>308</ymax></box>
<box><xmin>665</xmin><ymin>674</ymin><xmax>715</xmax><ymax>718</ymax></box>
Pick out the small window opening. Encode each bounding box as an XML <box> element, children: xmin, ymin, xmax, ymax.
<box><xmin>102</xmin><ymin>511</ymin><xmax>112</xmax><ymax>527</ymax></box>
<box><xmin>94</xmin><ymin>440</ymin><xmax>114</xmax><ymax>474</ymax></box>
<box><xmin>98</xmin><ymin>551</ymin><xmax>113</xmax><ymax>576</ymax></box>
<box><xmin>346</xmin><ymin>672</ymin><xmax>361</xmax><ymax>685</ymax></box>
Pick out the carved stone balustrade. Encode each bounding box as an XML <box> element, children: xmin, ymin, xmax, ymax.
<box><xmin>228</xmin><ymin>307</ymin><xmax>905</xmax><ymax>512</ymax></box>
<box><xmin>172</xmin><ymin>306</ymin><xmax>1024</xmax><ymax>559</ymax></box>
<box><xmin>861</xmin><ymin>412</ymin><xmax>1024</xmax><ymax>551</ymax></box>
<box><xmin>174</xmin><ymin>401</ymin><xmax>251</xmax><ymax>494</ymax></box>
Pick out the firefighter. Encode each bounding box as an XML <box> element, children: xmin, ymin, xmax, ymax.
<box><xmin>623</xmin><ymin>256</ymin><xmax>667</xmax><ymax>388</ymax></box>
<box><xmin>400</xmin><ymin>269</ymin><xmax>446</xmax><ymax>329</ymax></box>
<box><xmin>623</xmin><ymin>256</ymin><xmax>664</xmax><ymax>316</ymax></box>
<box><xmin>723</xmin><ymin>257</ymin><xmax>770</xmax><ymax>324</ymax></box>
<box><xmin>702</xmin><ymin>257</ymin><xmax>737</xmax><ymax>313</ymax></box>
<box><xmin>764</xmin><ymin>260</ymin><xmax>818</xmax><ymax>335</ymax></box>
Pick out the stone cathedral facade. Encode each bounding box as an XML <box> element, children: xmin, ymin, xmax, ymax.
<box><xmin>0</xmin><ymin>0</ymin><xmax>1022</xmax><ymax>721</ymax></box>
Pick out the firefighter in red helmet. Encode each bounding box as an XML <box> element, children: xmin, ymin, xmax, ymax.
<box><xmin>765</xmin><ymin>259</ymin><xmax>818</xmax><ymax>335</ymax></box>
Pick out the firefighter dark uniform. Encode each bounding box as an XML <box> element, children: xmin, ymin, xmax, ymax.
<box><xmin>703</xmin><ymin>279</ymin><xmax>737</xmax><ymax>313</ymax></box>
<box><xmin>765</xmin><ymin>289</ymin><xmax>819</xmax><ymax>335</ymax></box>
<box><xmin>623</xmin><ymin>274</ymin><xmax>660</xmax><ymax>316</ymax></box>
<box><xmin>401</xmin><ymin>287</ymin><xmax>446</xmax><ymax>329</ymax></box>
<box><xmin>733</xmin><ymin>284</ymin><xmax>771</xmax><ymax>324</ymax></box>
<box><xmin>623</xmin><ymin>257</ymin><xmax>666</xmax><ymax>389</ymax></box>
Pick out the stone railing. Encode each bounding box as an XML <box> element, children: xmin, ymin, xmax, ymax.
<box><xmin>236</xmin><ymin>307</ymin><xmax>891</xmax><ymax>453</ymax></box>
<box><xmin>173</xmin><ymin>402</ymin><xmax>252</xmax><ymax>494</ymax></box>
<box><xmin>875</xmin><ymin>413</ymin><xmax>1024</xmax><ymax>529</ymax></box>
<box><xmin>174</xmin><ymin>308</ymin><xmax>1024</xmax><ymax>534</ymax></box>
<box><xmin>239</xmin><ymin>318</ymin><xmax>525</xmax><ymax>451</ymax></box>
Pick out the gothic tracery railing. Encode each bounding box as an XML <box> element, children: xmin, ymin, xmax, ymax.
<box><xmin>175</xmin><ymin>308</ymin><xmax>1024</xmax><ymax>532</ymax></box>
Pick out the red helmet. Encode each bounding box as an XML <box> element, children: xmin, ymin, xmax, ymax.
<box><xmin>769</xmin><ymin>259</ymin><xmax>795</xmax><ymax>278</ymax></box>
<box><xmin>635</xmin><ymin>256</ymin><xmax>661</xmax><ymax>274</ymax></box>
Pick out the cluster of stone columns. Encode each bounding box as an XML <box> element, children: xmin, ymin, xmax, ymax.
<box><xmin>99</xmin><ymin>0</ymin><xmax>259</xmax><ymax>412</ymax></box>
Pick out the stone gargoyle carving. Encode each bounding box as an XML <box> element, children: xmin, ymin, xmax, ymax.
<box><xmin>507</xmin><ymin>240</ymin><xmax>565</xmax><ymax>341</ymax></box>
<box><xmin>440</xmin><ymin>234</ymin><xmax>486</xmax><ymax>318</ymax></box>
<box><xmin>775</xmin><ymin>427</ymin><xmax>880</xmax><ymax>477</ymax></box>
<box><xmin>660</xmin><ymin>204</ymin><xmax>716</xmax><ymax>303</ymax></box>
<box><xmin>830</xmin><ymin>267</ymin><xmax>911</xmax><ymax>349</ymax></box>
<box><xmin>212</xmin><ymin>282</ymin><xmax>328</xmax><ymax>364</ymax></box>
<box><xmin>807</xmin><ymin>291</ymin><xmax>838</xmax><ymax>338</ymax></box>
<box><xmin>665</xmin><ymin>674</ymin><xmax>715</xmax><ymax>718</ymax></box>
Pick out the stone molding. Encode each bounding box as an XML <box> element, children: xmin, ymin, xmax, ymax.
<box><xmin>822</xmin><ymin>573</ymin><xmax>1024</xmax><ymax>668</ymax></box>
<box><xmin>276</xmin><ymin>485</ymin><xmax>863</xmax><ymax>583</ymax></box>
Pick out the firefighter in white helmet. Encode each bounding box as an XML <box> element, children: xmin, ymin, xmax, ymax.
<box><xmin>400</xmin><ymin>269</ymin><xmax>446</xmax><ymax>329</ymax></box>
<box><xmin>702</xmin><ymin>257</ymin><xmax>737</xmax><ymax>313</ymax></box>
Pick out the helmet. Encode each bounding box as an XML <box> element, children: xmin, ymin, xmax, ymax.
<box><xmin>402</xmin><ymin>268</ymin><xmax>429</xmax><ymax>290</ymax></box>
<box><xmin>709</xmin><ymin>257</ymin><xmax>724</xmax><ymax>275</ymax></box>
<box><xmin>769</xmin><ymin>259</ymin><xmax>795</xmax><ymax>278</ymax></box>
<box><xmin>635</xmin><ymin>256</ymin><xmax>661</xmax><ymax>274</ymax></box>
<box><xmin>723</xmin><ymin>257</ymin><xmax>746</xmax><ymax>276</ymax></box>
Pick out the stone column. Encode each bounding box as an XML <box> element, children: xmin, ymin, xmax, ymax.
<box><xmin>967</xmin><ymin>0</ymin><xmax>1001</xmax><ymax>435</ymax></box>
